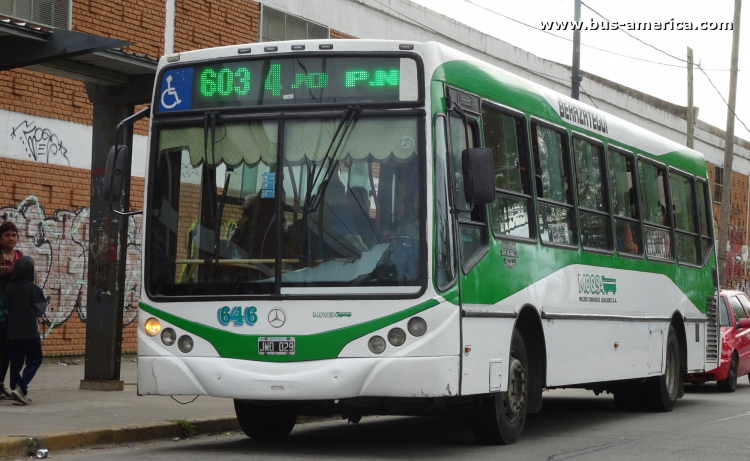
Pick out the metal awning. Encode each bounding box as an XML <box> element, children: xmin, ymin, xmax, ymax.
<box><xmin>0</xmin><ymin>15</ymin><xmax>157</xmax><ymax>86</ymax></box>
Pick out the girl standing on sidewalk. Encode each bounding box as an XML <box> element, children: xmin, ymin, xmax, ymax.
<box><xmin>0</xmin><ymin>222</ymin><xmax>22</xmax><ymax>400</ymax></box>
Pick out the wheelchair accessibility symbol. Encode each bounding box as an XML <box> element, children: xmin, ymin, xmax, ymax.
<box><xmin>161</xmin><ymin>75</ymin><xmax>182</xmax><ymax>109</ymax></box>
<box><xmin>159</xmin><ymin>68</ymin><xmax>193</xmax><ymax>112</ymax></box>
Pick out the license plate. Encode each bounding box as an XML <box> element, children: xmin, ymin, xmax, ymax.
<box><xmin>258</xmin><ymin>337</ymin><xmax>295</xmax><ymax>355</ymax></box>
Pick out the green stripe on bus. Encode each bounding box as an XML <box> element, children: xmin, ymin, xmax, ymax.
<box><xmin>139</xmin><ymin>298</ymin><xmax>440</xmax><ymax>362</ymax></box>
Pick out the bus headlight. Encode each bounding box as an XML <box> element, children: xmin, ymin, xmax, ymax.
<box><xmin>178</xmin><ymin>335</ymin><xmax>194</xmax><ymax>353</ymax></box>
<box><xmin>407</xmin><ymin>317</ymin><xmax>427</xmax><ymax>337</ymax></box>
<box><xmin>161</xmin><ymin>328</ymin><xmax>176</xmax><ymax>346</ymax></box>
<box><xmin>368</xmin><ymin>336</ymin><xmax>386</xmax><ymax>354</ymax></box>
<box><xmin>388</xmin><ymin>328</ymin><xmax>406</xmax><ymax>347</ymax></box>
<box><xmin>144</xmin><ymin>318</ymin><xmax>161</xmax><ymax>336</ymax></box>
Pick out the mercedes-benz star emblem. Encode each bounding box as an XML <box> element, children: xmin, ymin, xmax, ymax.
<box><xmin>268</xmin><ymin>308</ymin><xmax>286</xmax><ymax>328</ymax></box>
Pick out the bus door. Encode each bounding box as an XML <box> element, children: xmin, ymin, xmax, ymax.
<box><xmin>445</xmin><ymin>88</ymin><xmax>495</xmax><ymax>394</ymax></box>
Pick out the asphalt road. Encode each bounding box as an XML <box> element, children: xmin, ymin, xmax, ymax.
<box><xmin>53</xmin><ymin>381</ymin><xmax>750</xmax><ymax>461</ymax></box>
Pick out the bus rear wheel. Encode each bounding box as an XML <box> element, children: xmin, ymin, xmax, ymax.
<box><xmin>644</xmin><ymin>325</ymin><xmax>680</xmax><ymax>412</ymax></box>
<box><xmin>471</xmin><ymin>330</ymin><xmax>528</xmax><ymax>445</ymax></box>
<box><xmin>234</xmin><ymin>400</ymin><xmax>297</xmax><ymax>439</ymax></box>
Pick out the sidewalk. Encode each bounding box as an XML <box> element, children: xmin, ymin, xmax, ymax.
<box><xmin>0</xmin><ymin>357</ymin><xmax>238</xmax><ymax>457</ymax></box>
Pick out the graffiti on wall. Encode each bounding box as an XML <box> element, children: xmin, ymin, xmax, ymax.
<box><xmin>9</xmin><ymin>120</ymin><xmax>70</xmax><ymax>165</ymax></box>
<box><xmin>0</xmin><ymin>196</ymin><xmax>142</xmax><ymax>333</ymax></box>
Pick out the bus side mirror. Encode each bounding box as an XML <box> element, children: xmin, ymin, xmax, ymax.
<box><xmin>462</xmin><ymin>147</ymin><xmax>495</xmax><ymax>206</ymax></box>
<box><xmin>103</xmin><ymin>145</ymin><xmax>130</xmax><ymax>202</ymax></box>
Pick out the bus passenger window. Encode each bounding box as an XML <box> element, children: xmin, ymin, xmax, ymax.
<box><xmin>481</xmin><ymin>105</ymin><xmax>533</xmax><ymax>239</ymax></box>
<box><xmin>573</xmin><ymin>138</ymin><xmax>610</xmax><ymax>250</ymax></box>
<box><xmin>531</xmin><ymin>123</ymin><xmax>576</xmax><ymax>246</ymax></box>
<box><xmin>638</xmin><ymin>160</ymin><xmax>673</xmax><ymax>260</ymax></box>
<box><xmin>670</xmin><ymin>172</ymin><xmax>700</xmax><ymax>265</ymax></box>
<box><xmin>607</xmin><ymin>149</ymin><xmax>642</xmax><ymax>256</ymax></box>
<box><xmin>696</xmin><ymin>180</ymin><xmax>713</xmax><ymax>263</ymax></box>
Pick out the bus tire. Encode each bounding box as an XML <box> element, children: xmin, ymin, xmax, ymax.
<box><xmin>234</xmin><ymin>400</ymin><xmax>297</xmax><ymax>439</ymax></box>
<box><xmin>471</xmin><ymin>329</ymin><xmax>528</xmax><ymax>445</ymax></box>
<box><xmin>644</xmin><ymin>326</ymin><xmax>680</xmax><ymax>412</ymax></box>
<box><xmin>717</xmin><ymin>353</ymin><xmax>738</xmax><ymax>393</ymax></box>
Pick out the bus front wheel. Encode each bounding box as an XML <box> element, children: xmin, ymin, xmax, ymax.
<box><xmin>471</xmin><ymin>330</ymin><xmax>528</xmax><ymax>445</ymax></box>
<box><xmin>234</xmin><ymin>400</ymin><xmax>297</xmax><ymax>439</ymax></box>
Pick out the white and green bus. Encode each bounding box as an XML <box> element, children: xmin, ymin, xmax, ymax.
<box><xmin>129</xmin><ymin>39</ymin><xmax>719</xmax><ymax>444</ymax></box>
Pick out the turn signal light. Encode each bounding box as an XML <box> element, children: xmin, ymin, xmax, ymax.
<box><xmin>144</xmin><ymin>318</ymin><xmax>161</xmax><ymax>336</ymax></box>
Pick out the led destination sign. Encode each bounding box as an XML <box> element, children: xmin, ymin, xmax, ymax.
<box><xmin>157</xmin><ymin>56</ymin><xmax>419</xmax><ymax>112</ymax></box>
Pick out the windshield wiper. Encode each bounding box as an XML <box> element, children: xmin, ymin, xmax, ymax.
<box><xmin>298</xmin><ymin>105</ymin><xmax>360</xmax><ymax>268</ymax></box>
<box><xmin>307</xmin><ymin>105</ymin><xmax>360</xmax><ymax>212</ymax></box>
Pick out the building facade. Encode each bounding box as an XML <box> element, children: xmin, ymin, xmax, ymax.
<box><xmin>0</xmin><ymin>0</ymin><xmax>747</xmax><ymax>356</ymax></box>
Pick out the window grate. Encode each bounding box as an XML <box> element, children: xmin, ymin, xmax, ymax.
<box><xmin>0</xmin><ymin>0</ymin><xmax>70</xmax><ymax>29</ymax></box>
<box><xmin>713</xmin><ymin>165</ymin><xmax>723</xmax><ymax>203</ymax></box>
<box><xmin>261</xmin><ymin>4</ymin><xmax>329</xmax><ymax>42</ymax></box>
<box><xmin>705</xmin><ymin>295</ymin><xmax>719</xmax><ymax>363</ymax></box>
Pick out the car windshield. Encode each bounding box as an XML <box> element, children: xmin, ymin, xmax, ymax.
<box><xmin>147</xmin><ymin>115</ymin><xmax>423</xmax><ymax>297</ymax></box>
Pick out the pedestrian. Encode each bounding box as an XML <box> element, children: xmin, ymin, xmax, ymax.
<box><xmin>5</xmin><ymin>256</ymin><xmax>46</xmax><ymax>405</ymax></box>
<box><xmin>0</xmin><ymin>221</ymin><xmax>23</xmax><ymax>400</ymax></box>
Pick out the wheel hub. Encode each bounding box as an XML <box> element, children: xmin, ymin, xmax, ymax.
<box><xmin>502</xmin><ymin>357</ymin><xmax>527</xmax><ymax>422</ymax></box>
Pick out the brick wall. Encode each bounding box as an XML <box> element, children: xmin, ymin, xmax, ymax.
<box><xmin>0</xmin><ymin>0</ymin><xmax>164</xmax><ymax>135</ymax></box>
<box><xmin>707</xmin><ymin>160</ymin><xmax>750</xmax><ymax>292</ymax></box>
<box><xmin>174</xmin><ymin>0</ymin><xmax>259</xmax><ymax>52</ymax></box>
<box><xmin>0</xmin><ymin>157</ymin><xmax>143</xmax><ymax>355</ymax></box>
<box><xmin>331</xmin><ymin>29</ymin><xmax>357</xmax><ymax>39</ymax></box>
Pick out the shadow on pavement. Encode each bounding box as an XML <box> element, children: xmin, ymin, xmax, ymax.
<box><xmin>143</xmin><ymin>390</ymin><xmax>700</xmax><ymax>457</ymax></box>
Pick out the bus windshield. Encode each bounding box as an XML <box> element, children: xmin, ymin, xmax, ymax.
<box><xmin>147</xmin><ymin>115</ymin><xmax>423</xmax><ymax>297</ymax></box>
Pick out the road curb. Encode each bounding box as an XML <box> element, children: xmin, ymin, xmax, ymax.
<box><xmin>0</xmin><ymin>415</ymin><xmax>240</xmax><ymax>459</ymax></box>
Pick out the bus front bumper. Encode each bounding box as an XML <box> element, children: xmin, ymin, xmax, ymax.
<box><xmin>137</xmin><ymin>356</ymin><xmax>460</xmax><ymax>400</ymax></box>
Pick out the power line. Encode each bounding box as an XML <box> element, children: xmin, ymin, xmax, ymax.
<box><xmin>462</xmin><ymin>0</ymin><xmax>690</xmax><ymax>68</ymax></box>
<box><xmin>697</xmin><ymin>66</ymin><xmax>750</xmax><ymax>133</ymax></box>
<box><xmin>524</xmin><ymin>67</ymin><xmax>600</xmax><ymax>108</ymax></box>
<box><xmin>580</xmin><ymin>0</ymin><xmax>749</xmax><ymax>135</ymax></box>
<box><xmin>580</xmin><ymin>1</ymin><xmax>688</xmax><ymax>64</ymax></box>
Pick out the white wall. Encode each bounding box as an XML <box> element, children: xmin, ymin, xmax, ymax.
<box><xmin>0</xmin><ymin>109</ymin><xmax>149</xmax><ymax>177</ymax></box>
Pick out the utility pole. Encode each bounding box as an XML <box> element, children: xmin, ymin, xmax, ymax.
<box><xmin>571</xmin><ymin>0</ymin><xmax>582</xmax><ymax>100</ymax></box>
<box><xmin>687</xmin><ymin>47</ymin><xmax>695</xmax><ymax>148</ymax></box>
<box><xmin>718</xmin><ymin>0</ymin><xmax>742</xmax><ymax>287</ymax></box>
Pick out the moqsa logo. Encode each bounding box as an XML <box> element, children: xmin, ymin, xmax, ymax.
<box><xmin>578</xmin><ymin>274</ymin><xmax>617</xmax><ymax>295</ymax></box>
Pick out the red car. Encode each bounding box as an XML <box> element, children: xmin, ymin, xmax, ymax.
<box><xmin>686</xmin><ymin>290</ymin><xmax>750</xmax><ymax>392</ymax></box>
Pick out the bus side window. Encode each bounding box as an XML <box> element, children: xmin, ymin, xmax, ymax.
<box><xmin>573</xmin><ymin>137</ymin><xmax>610</xmax><ymax>251</ymax></box>
<box><xmin>433</xmin><ymin>115</ymin><xmax>456</xmax><ymax>289</ymax></box>
<box><xmin>531</xmin><ymin>122</ymin><xmax>576</xmax><ymax>247</ymax></box>
<box><xmin>638</xmin><ymin>159</ymin><xmax>674</xmax><ymax>260</ymax></box>
<box><xmin>670</xmin><ymin>171</ymin><xmax>700</xmax><ymax>266</ymax></box>
<box><xmin>481</xmin><ymin>105</ymin><xmax>533</xmax><ymax>240</ymax></box>
<box><xmin>607</xmin><ymin>149</ymin><xmax>642</xmax><ymax>256</ymax></box>
<box><xmin>449</xmin><ymin>115</ymin><xmax>488</xmax><ymax>270</ymax></box>
<box><xmin>696</xmin><ymin>179</ymin><xmax>713</xmax><ymax>264</ymax></box>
